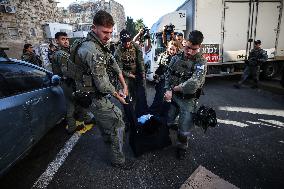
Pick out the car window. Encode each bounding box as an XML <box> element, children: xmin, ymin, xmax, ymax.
<box><xmin>0</xmin><ymin>62</ymin><xmax>50</xmax><ymax>98</ymax></box>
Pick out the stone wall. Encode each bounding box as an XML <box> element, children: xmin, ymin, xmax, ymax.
<box><xmin>0</xmin><ymin>0</ymin><xmax>62</xmax><ymax>58</ymax></box>
<box><xmin>66</xmin><ymin>0</ymin><xmax>126</xmax><ymax>39</ymax></box>
<box><xmin>0</xmin><ymin>0</ymin><xmax>126</xmax><ymax>59</ymax></box>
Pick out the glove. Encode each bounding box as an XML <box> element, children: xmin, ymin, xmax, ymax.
<box><xmin>51</xmin><ymin>75</ymin><xmax>61</xmax><ymax>85</ymax></box>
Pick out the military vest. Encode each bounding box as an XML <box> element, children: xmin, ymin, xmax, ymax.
<box><xmin>168</xmin><ymin>53</ymin><xmax>201</xmax><ymax>88</ymax></box>
<box><xmin>119</xmin><ymin>43</ymin><xmax>137</xmax><ymax>74</ymax></box>
<box><xmin>72</xmin><ymin>34</ymin><xmax>118</xmax><ymax>94</ymax></box>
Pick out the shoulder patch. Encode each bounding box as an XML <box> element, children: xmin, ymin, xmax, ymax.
<box><xmin>93</xmin><ymin>53</ymin><xmax>104</xmax><ymax>62</ymax></box>
<box><xmin>196</xmin><ymin>64</ymin><xmax>205</xmax><ymax>70</ymax></box>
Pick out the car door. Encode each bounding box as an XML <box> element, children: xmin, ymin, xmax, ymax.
<box><xmin>0</xmin><ymin>63</ymin><xmax>34</xmax><ymax>174</ymax></box>
<box><xmin>3</xmin><ymin>62</ymin><xmax>66</xmax><ymax>142</ymax></box>
<box><xmin>0</xmin><ymin>62</ymin><xmax>66</xmax><ymax>174</ymax></box>
<box><xmin>24</xmin><ymin>67</ymin><xmax>66</xmax><ymax>141</ymax></box>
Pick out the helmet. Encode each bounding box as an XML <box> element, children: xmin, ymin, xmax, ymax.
<box><xmin>120</xmin><ymin>29</ymin><xmax>131</xmax><ymax>43</ymax></box>
<box><xmin>254</xmin><ymin>40</ymin><xmax>261</xmax><ymax>45</ymax></box>
<box><xmin>193</xmin><ymin>105</ymin><xmax>217</xmax><ymax>133</ymax></box>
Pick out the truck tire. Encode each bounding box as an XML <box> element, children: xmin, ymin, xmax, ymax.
<box><xmin>261</xmin><ymin>62</ymin><xmax>278</xmax><ymax>80</ymax></box>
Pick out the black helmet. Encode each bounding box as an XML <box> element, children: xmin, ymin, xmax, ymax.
<box><xmin>254</xmin><ymin>40</ymin><xmax>261</xmax><ymax>45</ymax></box>
<box><xmin>120</xmin><ymin>29</ymin><xmax>131</xmax><ymax>43</ymax></box>
<box><xmin>193</xmin><ymin>105</ymin><xmax>217</xmax><ymax>133</ymax></box>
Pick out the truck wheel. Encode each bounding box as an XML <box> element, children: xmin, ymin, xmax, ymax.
<box><xmin>261</xmin><ymin>62</ymin><xmax>278</xmax><ymax>80</ymax></box>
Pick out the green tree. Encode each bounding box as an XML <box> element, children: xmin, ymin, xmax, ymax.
<box><xmin>125</xmin><ymin>16</ymin><xmax>136</xmax><ymax>38</ymax></box>
<box><xmin>135</xmin><ymin>18</ymin><xmax>145</xmax><ymax>32</ymax></box>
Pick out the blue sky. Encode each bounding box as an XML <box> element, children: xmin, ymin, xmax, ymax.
<box><xmin>58</xmin><ymin>0</ymin><xmax>185</xmax><ymax>27</ymax></box>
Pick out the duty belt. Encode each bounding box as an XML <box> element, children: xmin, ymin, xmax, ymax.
<box><xmin>173</xmin><ymin>91</ymin><xmax>196</xmax><ymax>99</ymax></box>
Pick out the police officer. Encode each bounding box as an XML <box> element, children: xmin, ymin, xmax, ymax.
<box><xmin>21</xmin><ymin>44</ymin><xmax>42</xmax><ymax>67</ymax></box>
<box><xmin>234</xmin><ymin>40</ymin><xmax>268</xmax><ymax>89</ymax></box>
<box><xmin>74</xmin><ymin>10</ymin><xmax>133</xmax><ymax>170</ymax></box>
<box><xmin>115</xmin><ymin>29</ymin><xmax>146</xmax><ymax>107</ymax></box>
<box><xmin>53</xmin><ymin>32</ymin><xmax>86</xmax><ymax>134</ymax></box>
<box><xmin>150</xmin><ymin>40</ymin><xmax>180</xmax><ymax>114</ymax></box>
<box><xmin>164</xmin><ymin>30</ymin><xmax>207</xmax><ymax>159</ymax></box>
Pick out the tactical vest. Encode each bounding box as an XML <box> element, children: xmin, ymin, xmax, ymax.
<box><xmin>168</xmin><ymin>56</ymin><xmax>195</xmax><ymax>89</ymax></box>
<box><xmin>119</xmin><ymin>43</ymin><xmax>137</xmax><ymax>74</ymax></box>
<box><xmin>70</xmin><ymin>38</ymin><xmax>96</xmax><ymax>93</ymax></box>
<box><xmin>55</xmin><ymin>49</ymin><xmax>70</xmax><ymax>77</ymax></box>
<box><xmin>70</xmin><ymin>36</ymin><xmax>117</xmax><ymax>94</ymax></box>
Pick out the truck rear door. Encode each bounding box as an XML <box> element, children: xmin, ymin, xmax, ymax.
<box><xmin>252</xmin><ymin>1</ymin><xmax>281</xmax><ymax>58</ymax></box>
<box><xmin>222</xmin><ymin>0</ymin><xmax>282</xmax><ymax>62</ymax></box>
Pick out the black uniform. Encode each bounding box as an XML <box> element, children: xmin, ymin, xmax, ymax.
<box><xmin>237</xmin><ymin>47</ymin><xmax>268</xmax><ymax>88</ymax></box>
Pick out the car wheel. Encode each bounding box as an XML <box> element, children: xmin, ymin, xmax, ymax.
<box><xmin>261</xmin><ymin>62</ymin><xmax>278</xmax><ymax>80</ymax></box>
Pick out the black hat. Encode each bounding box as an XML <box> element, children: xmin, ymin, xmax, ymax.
<box><xmin>254</xmin><ymin>40</ymin><xmax>261</xmax><ymax>45</ymax></box>
<box><xmin>120</xmin><ymin>29</ymin><xmax>131</xmax><ymax>43</ymax></box>
<box><xmin>177</xmin><ymin>32</ymin><xmax>183</xmax><ymax>37</ymax></box>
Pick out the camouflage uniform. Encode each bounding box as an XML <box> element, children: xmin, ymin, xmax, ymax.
<box><xmin>238</xmin><ymin>47</ymin><xmax>268</xmax><ymax>87</ymax></box>
<box><xmin>115</xmin><ymin>42</ymin><xmax>145</xmax><ymax>105</ymax></box>
<box><xmin>76</xmin><ymin>31</ymin><xmax>126</xmax><ymax>165</ymax></box>
<box><xmin>53</xmin><ymin>47</ymin><xmax>88</xmax><ymax>133</ymax></box>
<box><xmin>21</xmin><ymin>51</ymin><xmax>42</xmax><ymax>67</ymax></box>
<box><xmin>165</xmin><ymin>52</ymin><xmax>207</xmax><ymax>150</ymax></box>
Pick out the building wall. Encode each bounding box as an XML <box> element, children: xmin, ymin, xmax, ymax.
<box><xmin>66</xmin><ymin>0</ymin><xmax>126</xmax><ymax>39</ymax></box>
<box><xmin>0</xmin><ymin>0</ymin><xmax>126</xmax><ymax>59</ymax></box>
<box><xmin>0</xmin><ymin>0</ymin><xmax>62</xmax><ymax>58</ymax></box>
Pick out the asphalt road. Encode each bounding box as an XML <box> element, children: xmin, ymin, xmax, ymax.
<box><xmin>0</xmin><ymin>76</ymin><xmax>283</xmax><ymax>189</ymax></box>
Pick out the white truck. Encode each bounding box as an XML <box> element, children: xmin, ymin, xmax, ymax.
<box><xmin>145</xmin><ymin>0</ymin><xmax>284</xmax><ymax>80</ymax></box>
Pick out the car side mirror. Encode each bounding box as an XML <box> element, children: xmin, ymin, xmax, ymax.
<box><xmin>51</xmin><ymin>75</ymin><xmax>61</xmax><ymax>86</ymax></box>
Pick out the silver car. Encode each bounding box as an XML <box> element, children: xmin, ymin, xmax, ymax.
<box><xmin>0</xmin><ymin>55</ymin><xmax>66</xmax><ymax>175</ymax></box>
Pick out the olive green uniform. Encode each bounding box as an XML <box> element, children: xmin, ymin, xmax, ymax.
<box><xmin>53</xmin><ymin>47</ymin><xmax>89</xmax><ymax>133</ymax></box>
<box><xmin>115</xmin><ymin>42</ymin><xmax>145</xmax><ymax>105</ymax></box>
<box><xmin>76</xmin><ymin>31</ymin><xmax>126</xmax><ymax>164</ymax></box>
<box><xmin>165</xmin><ymin>52</ymin><xmax>207</xmax><ymax>149</ymax></box>
<box><xmin>21</xmin><ymin>52</ymin><xmax>42</xmax><ymax>67</ymax></box>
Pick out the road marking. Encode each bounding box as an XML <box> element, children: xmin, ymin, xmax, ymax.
<box><xmin>218</xmin><ymin>106</ymin><xmax>284</xmax><ymax>117</ymax></box>
<box><xmin>180</xmin><ymin>165</ymin><xmax>239</xmax><ymax>189</ymax></box>
<box><xmin>217</xmin><ymin>119</ymin><xmax>249</xmax><ymax>127</ymax></box>
<box><xmin>32</xmin><ymin>132</ymin><xmax>81</xmax><ymax>189</ymax></box>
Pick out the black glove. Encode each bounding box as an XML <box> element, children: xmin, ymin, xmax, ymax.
<box><xmin>73</xmin><ymin>91</ymin><xmax>92</xmax><ymax>108</ymax></box>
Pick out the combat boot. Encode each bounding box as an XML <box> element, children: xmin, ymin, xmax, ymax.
<box><xmin>111</xmin><ymin>159</ymin><xmax>135</xmax><ymax>170</ymax></box>
<box><xmin>251</xmin><ymin>84</ymin><xmax>258</xmax><ymax>89</ymax></box>
<box><xmin>66</xmin><ymin>121</ymin><xmax>85</xmax><ymax>134</ymax></box>
<box><xmin>176</xmin><ymin>148</ymin><xmax>187</xmax><ymax>160</ymax></box>
<box><xmin>168</xmin><ymin>123</ymin><xmax>178</xmax><ymax>131</ymax></box>
<box><xmin>233</xmin><ymin>84</ymin><xmax>241</xmax><ymax>89</ymax></box>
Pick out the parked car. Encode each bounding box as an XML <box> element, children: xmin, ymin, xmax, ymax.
<box><xmin>0</xmin><ymin>51</ymin><xmax>66</xmax><ymax>176</ymax></box>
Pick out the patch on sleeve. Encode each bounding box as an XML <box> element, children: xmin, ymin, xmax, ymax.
<box><xmin>93</xmin><ymin>53</ymin><xmax>104</xmax><ymax>62</ymax></box>
<box><xmin>196</xmin><ymin>64</ymin><xmax>205</xmax><ymax>70</ymax></box>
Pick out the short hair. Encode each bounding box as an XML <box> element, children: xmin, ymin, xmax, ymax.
<box><xmin>177</xmin><ymin>32</ymin><xmax>183</xmax><ymax>37</ymax></box>
<box><xmin>93</xmin><ymin>10</ymin><xmax>114</xmax><ymax>27</ymax></box>
<box><xmin>23</xmin><ymin>43</ymin><xmax>32</xmax><ymax>53</ymax></box>
<box><xmin>24</xmin><ymin>43</ymin><xmax>32</xmax><ymax>50</ymax></box>
<box><xmin>55</xmin><ymin>32</ymin><xmax>67</xmax><ymax>39</ymax></box>
<box><xmin>188</xmin><ymin>30</ymin><xmax>204</xmax><ymax>45</ymax></box>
